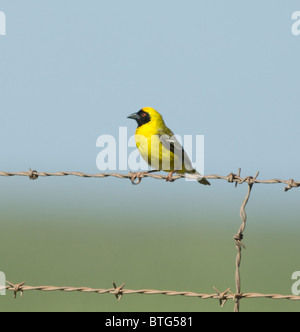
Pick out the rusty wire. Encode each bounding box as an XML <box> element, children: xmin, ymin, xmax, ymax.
<box><xmin>0</xmin><ymin>168</ymin><xmax>299</xmax><ymax>312</ymax></box>
<box><xmin>1</xmin><ymin>281</ymin><xmax>300</xmax><ymax>303</ymax></box>
<box><xmin>233</xmin><ymin>170</ymin><xmax>259</xmax><ymax>312</ymax></box>
<box><xmin>0</xmin><ymin>168</ymin><xmax>299</xmax><ymax>191</ymax></box>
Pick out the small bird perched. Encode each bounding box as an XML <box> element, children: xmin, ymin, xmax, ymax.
<box><xmin>127</xmin><ymin>107</ymin><xmax>210</xmax><ymax>185</ymax></box>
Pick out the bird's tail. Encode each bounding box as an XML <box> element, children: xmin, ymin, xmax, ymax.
<box><xmin>187</xmin><ymin>170</ymin><xmax>211</xmax><ymax>185</ymax></box>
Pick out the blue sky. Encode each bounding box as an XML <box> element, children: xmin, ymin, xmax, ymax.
<box><xmin>0</xmin><ymin>1</ymin><xmax>299</xmax><ymax>221</ymax></box>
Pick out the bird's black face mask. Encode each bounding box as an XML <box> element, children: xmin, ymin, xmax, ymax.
<box><xmin>127</xmin><ymin>110</ymin><xmax>151</xmax><ymax>127</ymax></box>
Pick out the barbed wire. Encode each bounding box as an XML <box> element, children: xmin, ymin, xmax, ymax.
<box><xmin>0</xmin><ymin>168</ymin><xmax>299</xmax><ymax>312</ymax></box>
<box><xmin>0</xmin><ymin>168</ymin><xmax>299</xmax><ymax>191</ymax></box>
<box><xmin>1</xmin><ymin>281</ymin><xmax>300</xmax><ymax>305</ymax></box>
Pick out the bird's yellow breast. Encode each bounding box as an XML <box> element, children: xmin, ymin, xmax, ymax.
<box><xmin>135</xmin><ymin>122</ymin><xmax>179</xmax><ymax>172</ymax></box>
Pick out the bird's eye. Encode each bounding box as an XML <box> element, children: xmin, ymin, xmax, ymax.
<box><xmin>141</xmin><ymin>112</ymin><xmax>146</xmax><ymax>117</ymax></box>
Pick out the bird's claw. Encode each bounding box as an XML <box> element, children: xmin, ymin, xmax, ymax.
<box><xmin>130</xmin><ymin>172</ymin><xmax>144</xmax><ymax>185</ymax></box>
<box><xmin>166</xmin><ymin>171</ymin><xmax>176</xmax><ymax>182</ymax></box>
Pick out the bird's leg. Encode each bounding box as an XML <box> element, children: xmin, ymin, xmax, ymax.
<box><xmin>130</xmin><ymin>170</ymin><xmax>158</xmax><ymax>185</ymax></box>
<box><xmin>166</xmin><ymin>170</ymin><xmax>178</xmax><ymax>182</ymax></box>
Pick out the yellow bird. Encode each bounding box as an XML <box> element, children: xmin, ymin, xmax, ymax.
<box><xmin>127</xmin><ymin>107</ymin><xmax>210</xmax><ymax>185</ymax></box>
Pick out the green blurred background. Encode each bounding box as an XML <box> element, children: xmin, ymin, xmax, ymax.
<box><xmin>0</xmin><ymin>0</ymin><xmax>300</xmax><ymax>312</ymax></box>
<box><xmin>0</xmin><ymin>177</ymin><xmax>299</xmax><ymax>312</ymax></box>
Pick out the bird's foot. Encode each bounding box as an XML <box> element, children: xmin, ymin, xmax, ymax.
<box><xmin>166</xmin><ymin>171</ymin><xmax>177</xmax><ymax>182</ymax></box>
<box><xmin>130</xmin><ymin>170</ymin><xmax>158</xmax><ymax>185</ymax></box>
<box><xmin>130</xmin><ymin>171</ymin><xmax>145</xmax><ymax>185</ymax></box>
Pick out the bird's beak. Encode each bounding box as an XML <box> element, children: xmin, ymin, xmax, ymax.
<box><xmin>127</xmin><ymin>113</ymin><xmax>140</xmax><ymax>120</ymax></box>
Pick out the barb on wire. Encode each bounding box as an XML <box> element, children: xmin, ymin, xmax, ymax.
<box><xmin>6</xmin><ymin>281</ymin><xmax>25</xmax><ymax>298</ymax></box>
<box><xmin>213</xmin><ymin>287</ymin><xmax>232</xmax><ymax>307</ymax></box>
<box><xmin>112</xmin><ymin>281</ymin><xmax>125</xmax><ymax>301</ymax></box>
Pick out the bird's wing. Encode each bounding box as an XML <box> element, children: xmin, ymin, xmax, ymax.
<box><xmin>157</xmin><ymin>128</ymin><xmax>194</xmax><ymax>172</ymax></box>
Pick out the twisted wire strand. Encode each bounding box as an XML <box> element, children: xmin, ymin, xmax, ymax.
<box><xmin>233</xmin><ymin>171</ymin><xmax>259</xmax><ymax>312</ymax></box>
<box><xmin>1</xmin><ymin>282</ymin><xmax>300</xmax><ymax>303</ymax></box>
<box><xmin>0</xmin><ymin>169</ymin><xmax>299</xmax><ymax>191</ymax></box>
